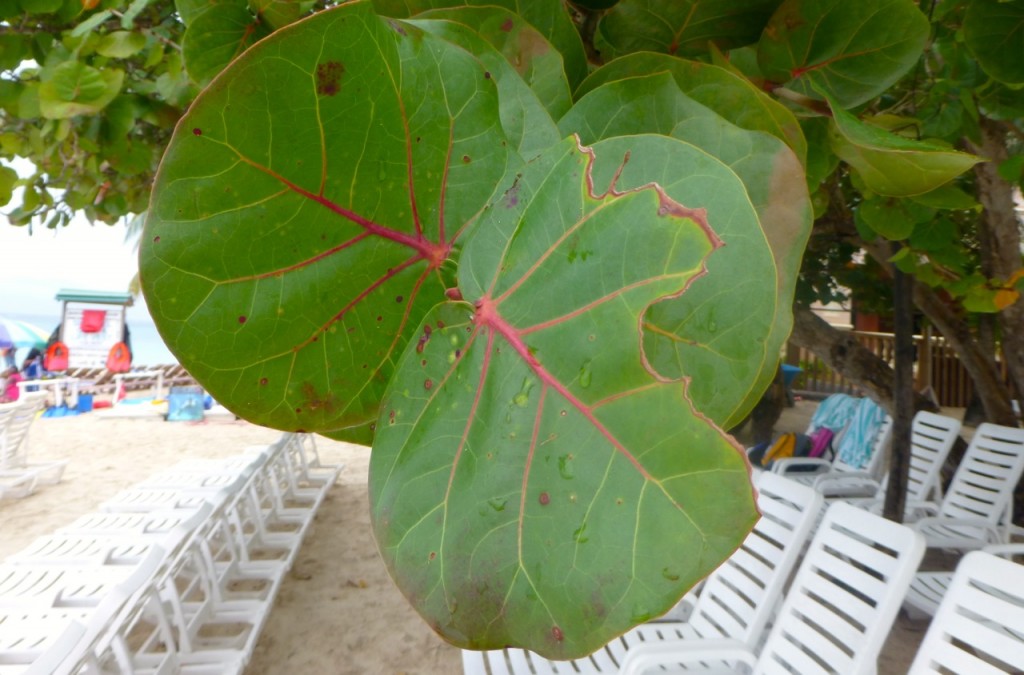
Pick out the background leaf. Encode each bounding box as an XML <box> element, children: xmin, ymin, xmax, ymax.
<box><xmin>370</xmin><ymin>136</ymin><xmax>757</xmax><ymax>659</ymax></box>
<box><xmin>594</xmin><ymin>0</ymin><xmax>783</xmax><ymax>61</ymax></box>
<box><xmin>182</xmin><ymin>2</ymin><xmax>270</xmax><ymax>84</ymax></box>
<box><xmin>829</xmin><ymin>102</ymin><xmax>981</xmax><ymax>196</ymax></box>
<box><xmin>963</xmin><ymin>0</ymin><xmax>1024</xmax><ymax>85</ymax></box>
<box><xmin>559</xmin><ymin>73</ymin><xmax>810</xmax><ymax>428</ymax></box>
<box><xmin>410</xmin><ymin>17</ymin><xmax>560</xmax><ymax>157</ymax></box>
<box><xmin>418</xmin><ymin>6</ymin><xmax>572</xmax><ymax>121</ymax></box>
<box><xmin>38</xmin><ymin>61</ymin><xmax>124</xmax><ymax>119</ymax></box>
<box><xmin>370</xmin><ymin>0</ymin><xmax>588</xmax><ymax>88</ymax></box>
<box><xmin>576</xmin><ymin>53</ymin><xmax>806</xmax><ymax>165</ymax></box>
<box><xmin>142</xmin><ymin>2</ymin><xmax>512</xmax><ymax>439</ymax></box>
<box><xmin>757</xmin><ymin>0</ymin><xmax>929</xmax><ymax>108</ymax></box>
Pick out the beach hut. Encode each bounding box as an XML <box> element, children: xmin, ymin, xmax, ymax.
<box><xmin>54</xmin><ymin>289</ymin><xmax>134</xmax><ymax>371</ymax></box>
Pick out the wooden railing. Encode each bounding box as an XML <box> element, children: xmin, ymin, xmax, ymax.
<box><xmin>786</xmin><ymin>329</ymin><xmax>983</xmax><ymax>407</ymax></box>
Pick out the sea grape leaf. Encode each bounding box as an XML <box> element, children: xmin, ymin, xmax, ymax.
<box><xmin>96</xmin><ymin>31</ymin><xmax>147</xmax><ymax>58</ymax></box>
<box><xmin>828</xmin><ymin>101</ymin><xmax>981</xmax><ymax>197</ymax></box>
<box><xmin>371</xmin><ymin>0</ymin><xmax>588</xmax><ymax>88</ymax></box>
<box><xmin>409</xmin><ymin>17</ymin><xmax>560</xmax><ymax>156</ymax></box>
<box><xmin>593</xmin><ymin>0</ymin><xmax>783</xmax><ymax>61</ymax></box>
<box><xmin>370</xmin><ymin>136</ymin><xmax>758</xmax><ymax>658</ymax></box>
<box><xmin>181</xmin><ymin>1</ymin><xmax>270</xmax><ymax>84</ymax></box>
<box><xmin>418</xmin><ymin>6</ymin><xmax>572</xmax><ymax>121</ymax></box>
<box><xmin>757</xmin><ymin>0</ymin><xmax>929</xmax><ymax>108</ymax></box>
<box><xmin>559</xmin><ymin>73</ymin><xmax>809</xmax><ymax>428</ymax></box>
<box><xmin>249</xmin><ymin>0</ymin><xmax>310</xmax><ymax>30</ymax></box>
<box><xmin>575</xmin><ymin>53</ymin><xmax>806</xmax><ymax>167</ymax></box>
<box><xmin>141</xmin><ymin>1</ymin><xmax>513</xmax><ymax>439</ymax></box>
<box><xmin>856</xmin><ymin>196</ymin><xmax>934</xmax><ymax>241</ymax></box>
<box><xmin>38</xmin><ymin>61</ymin><xmax>124</xmax><ymax>119</ymax></box>
<box><xmin>963</xmin><ymin>0</ymin><xmax>1024</xmax><ymax>85</ymax></box>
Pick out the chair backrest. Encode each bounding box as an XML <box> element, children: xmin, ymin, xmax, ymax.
<box><xmin>905</xmin><ymin>411</ymin><xmax>962</xmax><ymax>503</ymax></box>
<box><xmin>0</xmin><ymin>392</ymin><xmax>47</xmax><ymax>469</ymax></box>
<box><xmin>686</xmin><ymin>472</ymin><xmax>823</xmax><ymax>645</ymax></box>
<box><xmin>908</xmin><ymin>550</ymin><xmax>1024</xmax><ymax>674</ymax></box>
<box><xmin>939</xmin><ymin>423</ymin><xmax>1024</xmax><ymax>524</ymax></box>
<box><xmin>754</xmin><ymin>502</ymin><xmax>925</xmax><ymax>675</ymax></box>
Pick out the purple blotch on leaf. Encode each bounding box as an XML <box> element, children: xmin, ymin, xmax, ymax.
<box><xmin>316</xmin><ymin>61</ymin><xmax>345</xmax><ymax>96</ymax></box>
<box><xmin>238</xmin><ymin>315</ymin><xmax>247</xmax><ymax>324</ymax></box>
<box><xmin>192</xmin><ymin>128</ymin><xmax>201</xmax><ymax>136</ymax></box>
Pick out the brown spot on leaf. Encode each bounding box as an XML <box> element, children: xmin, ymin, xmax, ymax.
<box><xmin>152</xmin><ymin>236</ymin><xmax>160</xmax><ymax>243</ymax></box>
<box><xmin>424</xmin><ymin>379</ymin><xmax>433</xmax><ymax>390</ymax></box>
<box><xmin>500</xmin><ymin>18</ymin><xmax>514</xmax><ymax>32</ymax></box>
<box><xmin>551</xmin><ymin>626</ymin><xmax>563</xmax><ymax>641</ymax></box>
<box><xmin>539</xmin><ymin>492</ymin><xmax>550</xmax><ymax>505</ymax></box>
<box><xmin>238</xmin><ymin>315</ymin><xmax>247</xmax><ymax>324</ymax></box>
<box><xmin>316</xmin><ymin>61</ymin><xmax>345</xmax><ymax>97</ymax></box>
<box><xmin>462</xmin><ymin>155</ymin><xmax>471</xmax><ymax>163</ymax></box>
<box><xmin>192</xmin><ymin>128</ymin><xmax>202</xmax><ymax>136</ymax></box>
<box><xmin>259</xmin><ymin>378</ymin><xmax>268</xmax><ymax>386</ymax></box>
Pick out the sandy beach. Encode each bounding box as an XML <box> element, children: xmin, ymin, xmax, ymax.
<box><xmin>1</xmin><ymin>401</ymin><xmax>931</xmax><ymax>674</ymax></box>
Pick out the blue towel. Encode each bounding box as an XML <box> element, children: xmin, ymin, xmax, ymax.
<box><xmin>809</xmin><ymin>393</ymin><xmax>859</xmax><ymax>433</ymax></box>
<box><xmin>837</xmin><ymin>398</ymin><xmax>889</xmax><ymax>469</ymax></box>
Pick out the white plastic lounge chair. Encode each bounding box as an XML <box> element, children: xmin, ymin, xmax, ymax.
<box><xmin>771</xmin><ymin>398</ymin><xmax>893</xmax><ymax>496</ymax></box>
<box><xmin>462</xmin><ymin>472</ymin><xmax>825</xmax><ymax>674</ymax></box>
<box><xmin>616</xmin><ymin>502</ymin><xmax>926</xmax><ymax>675</ymax></box>
<box><xmin>0</xmin><ymin>548</ymin><xmax>166</xmax><ymax>675</ymax></box>
<box><xmin>911</xmin><ymin>423</ymin><xmax>1024</xmax><ymax>551</ymax></box>
<box><xmin>907</xmin><ymin>550</ymin><xmax>1024</xmax><ymax>674</ymax></box>
<box><xmin>823</xmin><ymin>410</ymin><xmax>961</xmax><ymax>509</ymax></box>
<box><xmin>0</xmin><ymin>392</ymin><xmax>66</xmax><ymax>499</ymax></box>
<box><xmin>903</xmin><ymin>543</ymin><xmax>1024</xmax><ymax>620</ymax></box>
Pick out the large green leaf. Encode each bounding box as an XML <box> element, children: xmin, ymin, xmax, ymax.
<box><xmin>141</xmin><ymin>1</ymin><xmax>513</xmax><ymax>439</ymax></box>
<box><xmin>370</xmin><ymin>136</ymin><xmax>757</xmax><ymax>658</ymax></box>
<box><xmin>559</xmin><ymin>72</ymin><xmax>810</xmax><ymax>428</ymax></box>
<box><xmin>417</xmin><ymin>6</ymin><xmax>572</xmax><ymax>121</ymax></box>
<box><xmin>757</xmin><ymin>0</ymin><xmax>929</xmax><ymax>108</ymax></box>
<box><xmin>38</xmin><ymin>61</ymin><xmax>124</xmax><ymax>119</ymax></box>
<box><xmin>575</xmin><ymin>52</ymin><xmax>806</xmax><ymax>165</ymax></box>
<box><xmin>963</xmin><ymin>0</ymin><xmax>1024</xmax><ymax>85</ymax></box>
<box><xmin>829</xmin><ymin>103</ymin><xmax>980</xmax><ymax>197</ymax></box>
<box><xmin>409</xmin><ymin>17</ymin><xmax>559</xmax><ymax>157</ymax></box>
<box><xmin>594</xmin><ymin>0</ymin><xmax>782</xmax><ymax>61</ymax></box>
<box><xmin>181</xmin><ymin>1</ymin><xmax>270</xmax><ymax>84</ymax></box>
<box><xmin>370</xmin><ymin>0</ymin><xmax>588</xmax><ymax>88</ymax></box>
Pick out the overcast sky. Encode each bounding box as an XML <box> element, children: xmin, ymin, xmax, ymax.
<box><xmin>0</xmin><ymin>219</ymin><xmax>144</xmax><ymax>320</ymax></box>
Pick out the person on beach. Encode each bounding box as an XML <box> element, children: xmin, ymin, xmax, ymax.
<box><xmin>22</xmin><ymin>349</ymin><xmax>42</xmax><ymax>391</ymax></box>
<box><xmin>1</xmin><ymin>366</ymin><xmax>24</xmax><ymax>403</ymax></box>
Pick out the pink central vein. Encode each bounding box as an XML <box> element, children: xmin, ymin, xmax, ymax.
<box><xmin>476</xmin><ymin>297</ymin><xmax>657</xmax><ymax>484</ymax></box>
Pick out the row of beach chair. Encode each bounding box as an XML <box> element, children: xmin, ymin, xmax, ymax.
<box><xmin>463</xmin><ymin>405</ymin><xmax>1024</xmax><ymax>674</ymax></box>
<box><xmin>0</xmin><ymin>432</ymin><xmax>341</xmax><ymax>674</ymax></box>
<box><xmin>0</xmin><ymin>392</ymin><xmax>67</xmax><ymax>500</ymax></box>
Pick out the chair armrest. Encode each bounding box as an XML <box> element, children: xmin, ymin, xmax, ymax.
<box><xmin>981</xmin><ymin>543</ymin><xmax>1024</xmax><ymax>558</ymax></box>
<box><xmin>617</xmin><ymin>638</ymin><xmax>756</xmax><ymax>675</ymax></box>
<box><xmin>770</xmin><ymin>457</ymin><xmax>832</xmax><ymax>475</ymax></box>
<box><xmin>813</xmin><ymin>471</ymin><xmax>880</xmax><ymax>491</ymax></box>
<box><xmin>913</xmin><ymin>516</ymin><xmax>1003</xmax><ymax>544</ymax></box>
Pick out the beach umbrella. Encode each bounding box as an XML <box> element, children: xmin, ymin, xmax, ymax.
<box><xmin>0</xmin><ymin>316</ymin><xmax>51</xmax><ymax>350</ymax></box>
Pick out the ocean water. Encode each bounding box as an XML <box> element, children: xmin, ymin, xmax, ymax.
<box><xmin>4</xmin><ymin>310</ymin><xmax>176</xmax><ymax>367</ymax></box>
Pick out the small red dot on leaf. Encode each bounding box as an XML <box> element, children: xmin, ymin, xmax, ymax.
<box><xmin>238</xmin><ymin>316</ymin><xmax>247</xmax><ymax>324</ymax></box>
<box><xmin>192</xmin><ymin>128</ymin><xmax>202</xmax><ymax>136</ymax></box>
<box><xmin>552</xmin><ymin>626</ymin><xmax>563</xmax><ymax>641</ymax></box>
<box><xmin>259</xmin><ymin>378</ymin><xmax>268</xmax><ymax>386</ymax></box>
<box><xmin>424</xmin><ymin>379</ymin><xmax>433</xmax><ymax>390</ymax></box>
<box><xmin>462</xmin><ymin>155</ymin><xmax>471</xmax><ymax>163</ymax></box>
<box><xmin>539</xmin><ymin>492</ymin><xmax>550</xmax><ymax>505</ymax></box>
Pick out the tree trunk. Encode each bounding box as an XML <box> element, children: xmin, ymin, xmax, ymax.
<box><xmin>970</xmin><ymin>119</ymin><xmax>1024</xmax><ymax>406</ymax></box>
<box><xmin>883</xmin><ymin>266</ymin><xmax>915</xmax><ymax>522</ymax></box>
<box><xmin>789</xmin><ymin>307</ymin><xmax>938</xmax><ymax>415</ymax></box>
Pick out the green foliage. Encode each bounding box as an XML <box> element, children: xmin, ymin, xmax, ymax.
<box><xmin>3</xmin><ymin>0</ymin><xmax>1018</xmax><ymax>658</ymax></box>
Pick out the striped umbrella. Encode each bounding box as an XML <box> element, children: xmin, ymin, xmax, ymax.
<box><xmin>0</xmin><ymin>316</ymin><xmax>51</xmax><ymax>350</ymax></box>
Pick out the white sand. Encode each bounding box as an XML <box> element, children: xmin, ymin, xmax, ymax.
<box><xmin>2</xmin><ymin>404</ymin><xmax>924</xmax><ymax>673</ymax></box>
